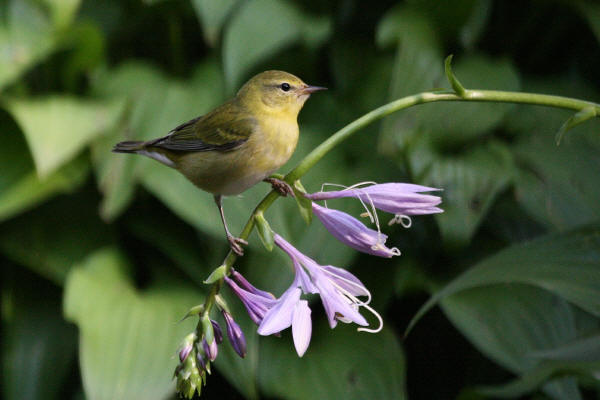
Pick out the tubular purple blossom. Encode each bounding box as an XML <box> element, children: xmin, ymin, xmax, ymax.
<box><xmin>306</xmin><ymin>182</ymin><xmax>443</xmax><ymax>224</ymax></box>
<box><xmin>312</xmin><ymin>202</ymin><xmax>400</xmax><ymax>257</ymax></box>
<box><xmin>225</xmin><ymin>275</ymin><xmax>277</xmax><ymax>325</ymax></box>
<box><xmin>273</xmin><ymin>233</ymin><xmax>379</xmax><ymax>332</ymax></box>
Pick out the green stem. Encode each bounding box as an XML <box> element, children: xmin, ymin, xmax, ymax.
<box><xmin>201</xmin><ymin>88</ymin><xmax>600</xmax><ymax>315</ymax></box>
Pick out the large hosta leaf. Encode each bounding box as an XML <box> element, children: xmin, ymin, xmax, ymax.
<box><xmin>408</xmin><ymin>224</ymin><xmax>600</xmax><ymax>334</ymax></box>
<box><xmin>64</xmin><ymin>248</ymin><xmax>201</xmax><ymax>400</ymax></box>
<box><xmin>442</xmin><ymin>285</ymin><xmax>584</xmax><ymax>400</ymax></box>
<box><xmin>3</xmin><ymin>273</ymin><xmax>77</xmax><ymax>400</ymax></box>
<box><xmin>0</xmin><ymin>189</ymin><xmax>113</xmax><ymax>285</ymax></box>
<box><xmin>0</xmin><ymin>113</ymin><xmax>88</xmax><ymax>223</ymax></box>
<box><xmin>222</xmin><ymin>0</ymin><xmax>330</xmax><ymax>88</ymax></box>
<box><xmin>4</xmin><ymin>96</ymin><xmax>125</xmax><ymax>177</ymax></box>
<box><xmin>191</xmin><ymin>0</ymin><xmax>240</xmax><ymax>46</ymax></box>
<box><xmin>411</xmin><ymin>139</ymin><xmax>514</xmax><ymax>247</ymax></box>
<box><xmin>259</xmin><ymin>323</ymin><xmax>406</xmax><ymax>400</ymax></box>
<box><xmin>376</xmin><ymin>6</ymin><xmax>443</xmax><ymax>152</ymax></box>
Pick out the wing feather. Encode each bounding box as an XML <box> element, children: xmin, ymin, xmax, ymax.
<box><xmin>148</xmin><ymin>101</ymin><xmax>255</xmax><ymax>152</ymax></box>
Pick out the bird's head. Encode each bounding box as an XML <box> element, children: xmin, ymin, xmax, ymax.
<box><xmin>237</xmin><ymin>70</ymin><xmax>326</xmax><ymax>119</ymax></box>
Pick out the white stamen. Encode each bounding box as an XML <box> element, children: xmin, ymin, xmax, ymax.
<box><xmin>320</xmin><ymin>267</ymin><xmax>372</xmax><ymax>305</ymax></box>
<box><xmin>330</xmin><ymin>281</ymin><xmax>383</xmax><ymax>334</ymax></box>
<box><xmin>388</xmin><ymin>214</ymin><xmax>412</xmax><ymax>228</ymax></box>
<box><xmin>356</xmin><ymin>302</ymin><xmax>384</xmax><ymax>333</ymax></box>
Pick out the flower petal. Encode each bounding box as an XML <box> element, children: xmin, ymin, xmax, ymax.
<box><xmin>257</xmin><ymin>287</ymin><xmax>302</xmax><ymax>336</ymax></box>
<box><xmin>314</xmin><ymin>272</ymin><xmax>368</xmax><ymax>328</ymax></box>
<box><xmin>292</xmin><ymin>300</ymin><xmax>312</xmax><ymax>357</ymax></box>
<box><xmin>321</xmin><ymin>265</ymin><xmax>369</xmax><ymax>297</ymax></box>
<box><xmin>312</xmin><ymin>203</ymin><xmax>399</xmax><ymax>257</ymax></box>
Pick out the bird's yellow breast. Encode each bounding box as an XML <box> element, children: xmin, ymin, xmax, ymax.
<box><xmin>175</xmin><ymin>115</ymin><xmax>299</xmax><ymax>195</ymax></box>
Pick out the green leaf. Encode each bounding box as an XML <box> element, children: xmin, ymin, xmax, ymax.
<box><xmin>444</xmin><ymin>55</ymin><xmax>466</xmax><ymax>96</ymax></box>
<box><xmin>376</xmin><ymin>6</ymin><xmax>444</xmax><ymax>152</ymax></box>
<box><xmin>577</xmin><ymin>2</ymin><xmax>600</xmax><ymax>45</ymax></box>
<box><xmin>258</xmin><ymin>324</ymin><xmax>407</xmax><ymax>400</ymax></box>
<box><xmin>507</xmin><ymin>78</ymin><xmax>600</xmax><ymax>230</ymax></box>
<box><xmin>459</xmin><ymin>0</ymin><xmax>492</xmax><ymax>49</ymax></box>
<box><xmin>0</xmin><ymin>115</ymin><xmax>89</xmax><ymax>223</ymax></box>
<box><xmin>0</xmin><ymin>156</ymin><xmax>89</xmax><ymax>223</ymax></box>
<box><xmin>42</xmin><ymin>0</ymin><xmax>81</xmax><ymax>30</ymax></box>
<box><xmin>222</xmin><ymin>0</ymin><xmax>330</xmax><ymax>88</ymax></box>
<box><xmin>417</xmin><ymin>54</ymin><xmax>520</xmax><ymax>144</ymax></box>
<box><xmin>254</xmin><ymin>212</ymin><xmax>274</xmax><ymax>252</ymax></box>
<box><xmin>203</xmin><ymin>265</ymin><xmax>227</xmax><ymax>284</ymax></box>
<box><xmin>475</xmin><ymin>359</ymin><xmax>600</xmax><ymax>399</ymax></box>
<box><xmin>4</xmin><ymin>96</ymin><xmax>125</xmax><ymax>178</ymax></box>
<box><xmin>555</xmin><ymin>107</ymin><xmax>598</xmax><ymax>145</ymax></box>
<box><xmin>514</xmin><ymin>124</ymin><xmax>600</xmax><ymax>230</ymax></box>
<box><xmin>412</xmin><ymin>140</ymin><xmax>514</xmax><ymax>247</ymax></box>
<box><xmin>407</xmin><ymin>224</ymin><xmax>600</xmax><ymax>335</ymax></box>
<box><xmin>3</xmin><ymin>273</ymin><xmax>78</xmax><ymax>400</ymax></box>
<box><xmin>0</xmin><ymin>1</ymin><xmax>54</xmax><ymax>90</ymax></box>
<box><xmin>292</xmin><ymin>180</ymin><xmax>313</xmax><ymax>225</ymax></box>
<box><xmin>191</xmin><ymin>0</ymin><xmax>239</xmax><ymax>46</ymax></box>
<box><xmin>64</xmin><ymin>248</ymin><xmax>202</xmax><ymax>400</ymax></box>
<box><xmin>441</xmin><ymin>285</ymin><xmax>583</xmax><ymax>400</ymax></box>
<box><xmin>0</xmin><ymin>188</ymin><xmax>113</xmax><ymax>285</ymax></box>
<box><xmin>530</xmin><ymin>334</ymin><xmax>600</xmax><ymax>362</ymax></box>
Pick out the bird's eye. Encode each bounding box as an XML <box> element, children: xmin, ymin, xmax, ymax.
<box><xmin>280</xmin><ymin>82</ymin><xmax>291</xmax><ymax>92</ymax></box>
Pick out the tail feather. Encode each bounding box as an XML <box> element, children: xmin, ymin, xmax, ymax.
<box><xmin>112</xmin><ymin>140</ymin><xmax>146</xmax><ymax>153</ymax></box>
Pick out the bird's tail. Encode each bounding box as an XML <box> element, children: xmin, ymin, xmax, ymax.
<box><xmin>112</xmin><ymin>140</ymin><xmax>146</xmax><ymax>153</ymax></box>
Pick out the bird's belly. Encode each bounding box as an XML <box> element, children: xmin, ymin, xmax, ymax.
<box><xmin>175</xmin><ymin>125</ymin><xmax>298</xmax><ymax>195</ymax></box>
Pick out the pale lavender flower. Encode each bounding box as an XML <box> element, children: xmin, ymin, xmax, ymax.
<box><xmin>257</xmin><ymin>267</ymin><xmax>314</xmax><ymax>356</ymax></box>
<box><xmin>306</xmin><ymin>182</ymin><xmax>443</xmax><ymax>225</ymax></box>
<box><xmin>312</xmin><ymin>202</ymin><xmax>400</xmax><ymax>258</ymax></box>
<box><xmin>227</xmin><ymin>235</ymin><xmax>381</xmax><ymax>357</ymax></box>
<box><xmin>273</xmin><ymin>234</ymin><xmax>377</xmax><ymax>331</ymax></box>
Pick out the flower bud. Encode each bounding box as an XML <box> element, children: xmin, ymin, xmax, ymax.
<box><xmin>202</xmin><ymin>337</ymin><xmax>218</xmax><ymax>362</ymax></box>
<box><xmin>223</xmin><ymin>311</ymin><xmax>247</xmax><ymax>358</ymax></box>
<box><xmin>211</xmin><ymin>319</ymin><xmax>223</xmax><ymax>344</ymax></box>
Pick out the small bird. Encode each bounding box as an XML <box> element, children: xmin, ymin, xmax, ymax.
<box><xmin>113</xmin><ymin>70</ymin><xmax>325</xmax><ymax>256</ymax></box>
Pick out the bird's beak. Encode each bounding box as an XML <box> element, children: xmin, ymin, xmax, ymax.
<box><xmin>300</xmin><ymin>85</ymin><xmax>327</xmax><ymax>95</ymax></box>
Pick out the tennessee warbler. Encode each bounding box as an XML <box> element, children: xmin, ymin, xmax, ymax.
<box><xmin>113</xmin><ymin>70</ymin><xmax>325</xmax><ymax>255</ymax></box>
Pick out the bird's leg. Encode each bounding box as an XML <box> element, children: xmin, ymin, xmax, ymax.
<box><xmin>214</xmin><ymin>195</ymin><xmax>248</xmax><ymax>256</ymax></box>
<box><xmin>264</xmin><ymin>176</ymin><xmax>294</xmax><ymax>197</ymax></box>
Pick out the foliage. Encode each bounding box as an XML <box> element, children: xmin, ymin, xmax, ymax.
<box><xmin>1</xmin><ymin>0</ymin><xmax>600</xmax><ymax>399</ymax></box>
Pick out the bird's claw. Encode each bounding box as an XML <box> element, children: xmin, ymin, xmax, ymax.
<box><xmin>228</xmin><ymin>235</ymin><xmax>248</xmax><ymax>256</ymax></box>
<box><xmin>264</xmin><ymin>177</ymin><xmax>294</xmax><ymax>197</ymax></box>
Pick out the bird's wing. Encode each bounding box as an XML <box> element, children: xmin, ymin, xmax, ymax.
<box><xmin>148</xmin><ymin>102</ymin><xmax>256</xmax><ymax>152</ymax></box>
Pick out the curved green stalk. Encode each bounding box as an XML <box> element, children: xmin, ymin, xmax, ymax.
<box><xmin>203</xmin><ymin>88</ymin><xmax>600</xmax><ymax>317</ymax></box>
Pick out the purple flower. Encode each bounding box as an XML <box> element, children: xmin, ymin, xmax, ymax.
<box><xmin>312</xmin><ymin>203</ymin><xmax>400</xmax><ymax>257</ymax></box>
<box><xmin>211</xmin><ymin>320</ymin><xmax>223</xmax><ymax>344</ymax></box>
<box><xmin>273</xmin><ymin>234</ymin><xmax>376</xmax><ymax>330</ymax></box>
<box><xmin>225</xmin><ymin>272</ymin><xmax>277</xmax><ymax>325</ymax></box>
<box><xmin>306</xmin><ymin>182</ymin><xmax>443</xmax><ymax>225</ymax></box>
<box><xmin>223</xmin><ymin>311</ymin><xmax>247</xmax><ymax>358</ymax></box>
<box><xmin>202</xmin><ymin>338</ymin><xmax>218</xmax><ymax>362</ymax></box>
<box><xmin>227</xmin><ymin>235</ymin><xmax>381</xmax><ymax>357</ymax></box>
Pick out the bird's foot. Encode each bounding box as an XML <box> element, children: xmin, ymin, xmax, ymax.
<box><xmin>264</xmin><ymin>177</ymin><xmax>294</xmax><ymax>197</ymax></box>
<box><xmin>228</xmin><ymin>235</ymin><xmax>248</xmax><ymax>256</ymax></box>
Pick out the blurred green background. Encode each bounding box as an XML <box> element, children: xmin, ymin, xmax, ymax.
<box><xmin>2</xmin><ymin>0</ymin><xmax>600</xmax><ymax>399</ymax></box>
